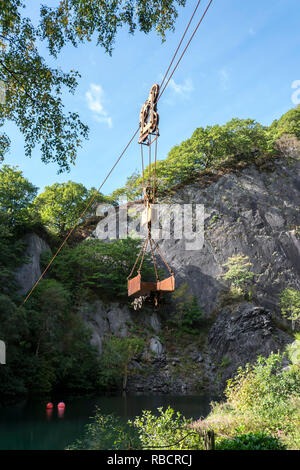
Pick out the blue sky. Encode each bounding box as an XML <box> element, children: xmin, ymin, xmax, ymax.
<box><xmin>2</xmin><ymin>0</ymin><xmax>300</xmax><ymax>195</ymax></box>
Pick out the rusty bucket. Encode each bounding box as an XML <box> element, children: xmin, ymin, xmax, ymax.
<box><xmin>128</xmin><ymin>273</ymin><xmax>175</xmax><ymax>297</ymax></box>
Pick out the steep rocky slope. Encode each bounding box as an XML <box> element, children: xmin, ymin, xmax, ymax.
<box><xmin>16</xmin><ymin>146</ymin><xmax>299</xmax><ymax>394</ymax></box>
<box><xmin>157</xmin><ymin>147</ymin><xmax>300</xmax><ymax>317</ymax></box>
<box><xmin>93</xmin><ymin>146</ymin><xmax>299</xmax><ymax>392</ymax></box>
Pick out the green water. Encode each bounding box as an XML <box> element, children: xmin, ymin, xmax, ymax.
<box><xmin>0</xmin><ymin>394</ymin><xmax>215</xmax><ymax>450</ymax></box>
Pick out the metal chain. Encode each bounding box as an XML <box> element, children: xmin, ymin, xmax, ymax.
<box><xmin>127</xmin><ymin>237</ymin><xmax>148</xmax><ymax>280</ymax></box>
<box><xmin>137</xmin><ymin>237</ymin><xmax>149</xmax><ymax>274</ymax></box>
<box><xmin>152</xmin><ymin>239</ymin><xmax>174</xmax><ymax>276</ymax></box>
<box><xmin>149</xmin><ymin>238</ymin><xmax>159</xmax><ymax>281</ymax></box>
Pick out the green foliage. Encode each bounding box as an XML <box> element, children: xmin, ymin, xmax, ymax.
<box><xmin>269</xmin><ymin>105</ymin><xmax>300</xmax><ymax>141</ymax></box>
<box><xmin>286</xmin><ymin>333</ymin><xmax>300</xmax><ymax>366</ymax></box>
<box><xmin>0</xmin><ymin>1</ymin><xmax>186</xmax><ymax>170</ymax></box>
<box><xmin>130</xmin><ymin>406</ymin><xmax>200</xmax><ymax>450</ymax></box>
<box><xmin>67</xmin><ymin>409</ymin><xmax>141</xmax><ymax>450</ymax></box>
<box><xmin>24</xmin><ymin>279</ymin><xmax>99</xmax><ymax>394</ymax></box>
<box><xmin>98</xmin><ymin>335</ymin><xmax>145</xmax><ymax>390</ymax></box>
<box><xmin>171</xmin><ymin>283</ymin><xmax>204</xmax><ymax>333</ymax></box>
<box><xmin>39</xmin><ymin>0</ymin><xmax>186</xmax><ymax>56</ymax></box>
<box><xmin>50</xmin><ymin>237</ymin><xmax>154</xmax><ymax>301</ymax></box>
<box><xmin>32</xmin><ymin>181</ymin><xmax>107</xmax><ymax>234</ymax></box>
<box><xmin>221</xmin><ymin>254</ymin><xmax>255</xmax><ymax>295</ymax></box>
<box><xmin>0</xmin><ymin>165</ymin><xmax>37</xmax><ymax>227</ymax></box>
<box><xmin>0</xmin><ymin>3</ymin><xmax>88</xmax><ymax>170</ymax></box>
<box><xmin>112</xmin><ymin>107</ymin><xmax>300</xmax><ymax>199</ymax></box>
<box><xmin>216</xmin><ymin>432</ymin><xmax>286</xmax><ymax>450</ymax></box>
<box><xmin>0</xmin><ymin>169</ymin><xmax>31</xmax><ymax>296</ymax></box>
<box><xmin>279</xmin><ymin>288</ymin><xmax>300</xmax><ymax>326</ymax></box>
<box><xmin>225</xmin><ymin>352</ymin><xmax>300</xmax><ymax>431</ymax></box>
<box><xmin>0</xmin><ymin>278</ymin><xmax>100</xmax><ymax>400</ymax></box>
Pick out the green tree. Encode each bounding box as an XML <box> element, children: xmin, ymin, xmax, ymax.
<box><xmin>49</xmin><ymin>237</ymin><xmax>154</xmax><ymax>301</ymax></box>
<box><xmin>286</xmin><ymin>333</ymin><xmax>300</xmax><ymax>366</ymax></box>
<box><xmin>224</xmin><ymin>352</ymin><xmax>300</xmax><ymax>431</ymax></box>
<box><xmin>98</xmin><ymin>335</ymin><xmax>145</xmax><ymax>390</ymax></box>
<box><xmin>269</xmin><ymin>105</ymin><xmax>300</xmax><ymax>141</ymax></box>
<box><xmin>24</xmin><ymin>278</ymin><xmax>99</xmax><ymax>394</ymax></box>
<box><xmin>171</xmin><ymin>283</ymin><xmax>203</xmax><ymax>333</ymax></box>
<box><xmin>111</xmin><ymin>117</ymin><xmax>272</xmax><ymax>199</ymax></box>
<box><xmin>32</xmin><ymin>180</ymin><xmax>106</xmax><ymax>234</ymax></box>
<box><xmin>0</xmin><ymin>166</ymin><xmax>34</xmax><ymax>295</ymax></box>
<box><xmin>0</xmin><ymin>0</ymin><xmax>186</xmax><ymax>170</ymax></box>
<box><xmin>279</xmin><ymin>288</ymin><xmax>300</xmax><ymax>330</ymax></box>
<box><xmin>221</xmin><ymin>254</ymin><xmax>255</xmax><ymax>297</ymax></box>
<box><xmin>0</xmin><ymin>164</ymin><xmax>37</xmax><ymax>226</ymax></box>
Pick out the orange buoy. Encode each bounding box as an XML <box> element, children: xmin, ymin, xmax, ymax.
<box><xmin>46</xmin><ymin>402</ymin><xmax>53</xmax><ymax>409</ymax></box>
<box><xmin>57</xmin><ymin>401</ymin><xmax>65</xmax><ymax>409</ymax></box>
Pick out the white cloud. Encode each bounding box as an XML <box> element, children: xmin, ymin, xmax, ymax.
<box><xmin>219</xmin><ymin>68</ymin><xmax>230</xmax><ymax>90</ymax></box>
<box><xmin>168</xmin><ymin>78</ymin><xmax>194</xmax><ymax>97</ymax></box>
<box><xmin>85</xmin><ymin>83</ymin><xmax>113</xmax><ymax>128</ymax></box>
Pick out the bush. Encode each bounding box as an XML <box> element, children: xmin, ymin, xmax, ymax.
<box><xmin>67</xmin><ymin>410</ymin><xmax>141</xmax><ymax>450</ymax></box>
<box><xmin>221</xmin><ymin>254</ymin><xmax>255</xmax><ymax>296</ymax></box>
<box><xmin>279</xmin><ymin>288</ymin><xmax>300</xmax><ymax>329</ymax></box>
<box><xmin>171</xmin><ymin>283</ymin><xmax>204</xmax><ymax>333</ymax></box>
<box><xmin>130</xmin><ymin>406</ymin><xmax>200</xmax><ymax>450</ymax></box>
<box><xmin>216</xmin><ymin>432</ymin><xmax>286</xmax><ymax>450</ymax></box>
<box><xmin>225</xmin><ymin>352</ymin><xmax>300</xmax><ymax>431</ymax></box>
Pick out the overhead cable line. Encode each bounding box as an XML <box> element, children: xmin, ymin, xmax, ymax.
<box><xmin>19</xmin><ymin>0</ymin><xmax>214</xmax><ymax>307</ymax></box>
<box><xmin>158</xmin><ymin>0</ymin><xmax>213</xmax><ymax>101</ymax></box>
<box><xmin>159</xmin><ymin>0</ymin><xmax>202</xmax><ymax>92</ymax></box>
<box><xmin>20</xmin><ymin>128</ymin><xmax>139</xmax><ymax>308</ymax></box>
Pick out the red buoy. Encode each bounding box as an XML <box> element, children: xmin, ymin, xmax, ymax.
<box><xmin>46</xmin><ymin>402</ymin><xmax>53</xmax><ymax>409</ymax></box>
<box><xmin>57</xmin><ymin>402</ymin><xmax>65</xmax><ymax>409</ymax></box>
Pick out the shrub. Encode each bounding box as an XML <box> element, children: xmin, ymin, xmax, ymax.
<box><xmin>225</xmin><ymin>352</ymin><xmax>300</xmax><ymax>431</ymax></box>
<box><xmin>221</xmin><ymin>254</ymin><xmax>255</xmax><ymax>296</ymax></box>
<box><xmin>279</xmin><ymin>288</ymin><xmax>300</xmax><ymax>329</ymax></box>
<box><xmin>286</xmin><ymin>333</ymin><xmax>300</xmax><ymax>365</ymax></box>
<box><xmin>67</xmin><ymin>410</ymin><xmax>141</xmax><ymax>450</ymax></box>
<box><xmin>216</xmin><ymin>432</ymin><xmax>286</xmax><ymax>450</ymax></box>
<box><xmin>130</xmin><ymin>406</ymin><xmax>200</xmax><ymax>450</ymax></box>
<box><xmin>171</xmin><ymin>283</ymin><xmax>204</xmax><ymax>333</ymax></box>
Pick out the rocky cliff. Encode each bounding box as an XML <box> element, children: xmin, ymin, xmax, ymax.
<box><xmin>15</xmin><ymin>233</ymin><xmax>50</xmax><ymax>295</ymax></box>
<box><xmin>92</xmin><ymin>146</ymin><xmax>299</xmax><ymax>392</ymax></box>
<box><xmin>157</xmin><ymin>148</ymin><xmax>300</xmax><ymax>317</ymax></box>
<box><xmin>17</xmin><ymin>146</ymin><xmax>299</xmax><ymax>394</ymax></box>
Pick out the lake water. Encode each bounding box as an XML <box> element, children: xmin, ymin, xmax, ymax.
<box><xmin>0</xmin><ymin>394</ymin><xmax>216</xmax><ymax>450</ymax></box>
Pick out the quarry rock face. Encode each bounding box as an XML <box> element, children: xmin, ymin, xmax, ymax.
<box><xmin>15</xmin><ymin>233</ymin><xmax>50</xmax><ymax>295</ymax></box>
<box><xmin>156</xmin><ymin>153</ymin><xmax>300</xmax><ymax>317</ymax></box>
<box><xmin>90</xmin><ymin>151</ymin><xmax>299</xmax><ymax>391</ymax></box>
<box><xmin>206</xmin><ymin>302</ymin><xmax>292</xmax><ymax>391</ymax></box>
<box><xmin>17</xmin><ymin>149</ymin><xmax>299</xmax><ymax>393</ymax></box>
<box><xmin>149</xmin><ymin>336</ymin><xmax>164</xmax><ymax>356</ymax></box>
<box><xmin>80</xmin><ymin>301</ymin><xmax>132</xmax><ymax>355</ymax></box>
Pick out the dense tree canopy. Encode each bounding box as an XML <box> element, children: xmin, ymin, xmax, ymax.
<box><xmin>112</xmin><ymin>107</ymin><xmax>300</xmax><ymax>200</ymax></box>
<box><xmin>0</xmin><ymin>0</ymin><xmax>185</xmax><ymax>171</ymax></box>
<box><xmin>32</xmin><ymin>180</ymin><xmax>106</xmax><ymax>234</ymax></box>
<box><xmin>39</xmin><ymin>0</ymin><xmax>186</xmax><ymax>56</ymax></box>
<box><xmin>0</xmin><ymin>164</ymin><xmax>37</xmax><ymax>226</ymax></box>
